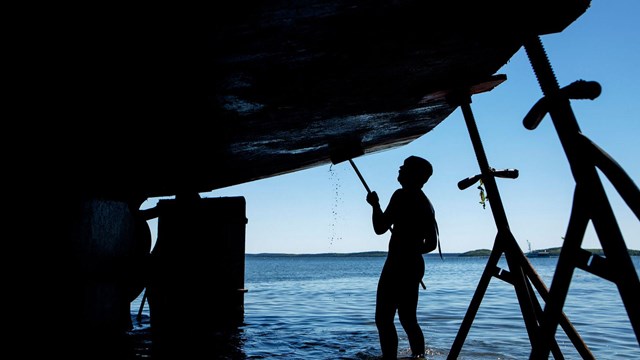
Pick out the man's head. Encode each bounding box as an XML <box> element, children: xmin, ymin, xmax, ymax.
<box><xmin>398</xmin><ymin>156</ymin><xmax>432</xmax><ymax>188</ymax></box>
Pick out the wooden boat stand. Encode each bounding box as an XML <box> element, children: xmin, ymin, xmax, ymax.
<box><xmin>523</xmin><ymin>35</ymin><xmax>640</xmax><ymax>359</ymax></box>
<box><xmin>440</xmin><ymin>35</ymin><xmax>639</xmax><ymax>359</ymax></box>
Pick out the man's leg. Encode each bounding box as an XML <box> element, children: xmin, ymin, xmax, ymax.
<box><xmin>398</xmin><ymin>283</ymin><xmax>424</xmax><ymax>357</ymax></box>
<box><xmin>376</xmin><ymin>278</ymin><xmax>398</xmax><ymax>359</ymax></box>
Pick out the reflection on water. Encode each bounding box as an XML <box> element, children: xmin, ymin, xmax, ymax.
<box><xmin>129</xmin><ymin>255</ymin><xmax>639</xmax><ymax>359</ymax></box>
<box><xmin>129</xmin><ymin>314</ymin><xmax>248</xmax><ymax>359</ymax></box>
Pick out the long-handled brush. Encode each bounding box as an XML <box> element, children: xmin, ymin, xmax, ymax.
<box><xmin>329</xmin><ymin>139</ymin><xmax>371</xmax><ymax>194</ymax></box>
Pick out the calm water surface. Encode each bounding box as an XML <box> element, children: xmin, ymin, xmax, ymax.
<box><xmin>131</xmin><ymin>255</ymin><xmax>639</xmax><ymax>359</ymax></box>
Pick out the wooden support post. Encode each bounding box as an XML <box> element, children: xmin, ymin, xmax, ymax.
<box><xmin>443</xmin><ymin>79</ymin><xmax>594</xmax><ymax>359</ymax></box>
<box><xmin>524</xmin><ymin>35</ymin><xmax>640</xmax><ymax>359</ymax></box>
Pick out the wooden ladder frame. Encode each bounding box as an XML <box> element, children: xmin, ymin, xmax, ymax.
<box><xmin>445</xmin><ymin>35</ymin><xmax>640</xmax><ymax>359</ymax></box>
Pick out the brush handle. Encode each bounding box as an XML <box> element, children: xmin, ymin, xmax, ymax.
<box><xmin>349</xmin><ymin>159</ymin><xmax>371</xmax><ymax>194</ymax></box>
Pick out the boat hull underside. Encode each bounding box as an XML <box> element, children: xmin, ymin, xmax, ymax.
<box><xmin>28</xmin><ymin>1</ymin><xmax>590</xmax><ymax>199</ymax></box>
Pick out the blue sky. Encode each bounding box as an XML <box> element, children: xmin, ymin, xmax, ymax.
<box><xmin>143</xmin><ymin>0</ymin><xmax>639</xmax><ymax>254</ymax></box>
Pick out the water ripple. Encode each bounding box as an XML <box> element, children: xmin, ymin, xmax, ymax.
<box><xmin>130</xmin><ymin>255</ymin><xmax>639</xmax><ymax>359</ymax></box>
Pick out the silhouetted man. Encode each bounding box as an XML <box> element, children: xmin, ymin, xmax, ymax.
<box><xmin>366</xmin><ymin>155</ymin><xmax>439</xmax><ymax>359</ymax></box>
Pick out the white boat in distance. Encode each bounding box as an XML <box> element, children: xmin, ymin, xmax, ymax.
<box><xmin>526</xmin><ymin>240</ymin><xmax>551</xmax><ymax>258</ymax></box>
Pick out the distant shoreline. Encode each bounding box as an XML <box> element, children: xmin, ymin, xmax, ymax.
<box><xmin>247</xmin><ymin>248</ymin><xmax>640</xmax><ymax>257</ymax></box>
<box><xmin>247</xmin><ymin>251</ymin><xmax>389</xmax><ymax>258</ymax></box>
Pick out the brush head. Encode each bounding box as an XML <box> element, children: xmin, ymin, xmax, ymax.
<box><xmin>328</xmin><ymin>137</ymin><xmax>365</xmax><ymax>165</ymax></box>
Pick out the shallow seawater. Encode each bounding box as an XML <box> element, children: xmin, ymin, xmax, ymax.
<box><xmin>130</xmin><ymin>255</ymin><xmax>640</xmax><ymax>359</ymax></box>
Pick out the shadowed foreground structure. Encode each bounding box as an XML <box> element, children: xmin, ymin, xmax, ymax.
<box><xmin>18</xmin><ymin>1</ymin><xmax>640</xmax><ymax>359</ymax></box>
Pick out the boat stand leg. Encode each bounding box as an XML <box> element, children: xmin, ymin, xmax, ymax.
<box><xmin>446</xmin><ymin>91</ymin><xmax>553</xmax><ymax>358</ymax></box>
<box><xmin>520</xmin><ymin>242</ymin><xmax>594</xmax><ymax>359</ymax></box>
<box><xmin>523</xmin><ymin>35</ymin><xmax>640</xmax><ymax>358</ymax></box>
<box><xmin>448</xmin><ymin>237</ymin><xmax>504</xmax><ymax>359</ymax></box>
